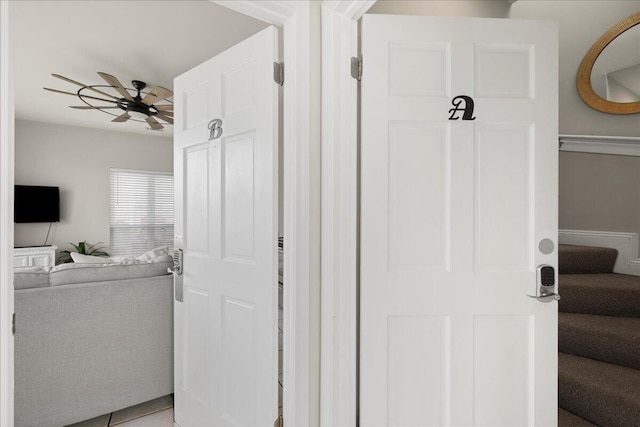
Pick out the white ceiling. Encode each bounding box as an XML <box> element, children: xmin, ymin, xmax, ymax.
<box><xmin>13</xmin><ymin>0</ymin><xmax>268</xmax><ymax>138</ymax></box>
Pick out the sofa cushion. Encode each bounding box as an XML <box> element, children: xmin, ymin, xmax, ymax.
<box><xmin>14</xmin><ymin>266</ymin><xmax>50</xmax><ymax>290</ymax></box>
<box><xmin>49</xmin><ymin>260</ymin><xmax>172</xmax><ymax>286</ymax></box>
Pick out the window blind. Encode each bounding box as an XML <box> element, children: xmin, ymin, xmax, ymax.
<box><xmin>110</xmin><ymin>169</ymin><xmax>174</xmax><ymax>257</ymax></box>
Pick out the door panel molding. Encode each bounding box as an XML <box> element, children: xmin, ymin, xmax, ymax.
<box><xmin>559</xmin><ymin>229</ymin><xmax>640</xmax><ymax>276</ymax></box>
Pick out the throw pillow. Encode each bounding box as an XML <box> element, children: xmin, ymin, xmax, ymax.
<box><xmin>70</xmin><ymin>252</ymin><xmax>112</xmax><ymax>264</ymax></box>
<box><xmin>137</xmin><ymin>247</ymin><xmax>171</xmax><ymax>262</ymax></box>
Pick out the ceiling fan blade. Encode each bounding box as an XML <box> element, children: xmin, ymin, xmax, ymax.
<box><xmin>70</xmin><ymin>106</ymin><xmax>121</xmax><ymax>110</ymax></box>
<box><xmin>155</xmin><ymin>112</ymin><xmax>173</xmax><ymax>124</ymax></box>
<box><xmin>97</xmin><ymin>72</ymin><xmax>134</xmax><ymax>101</ymax></box>
<box><xmin>52</xmin><ymin>74</ymin><xmax>118</xmax><ymax>100</ymax></box>
<box><xmin>154</xmin><ymin>104</ymin><xmax>174</xmax><ymax>111</ymax></box>
<box><xmin>44</xmin><ymin>87</ymin><xmax>118</xmax><ymax>104</ymax></box>
<box><xmin>142</xmin><ymin>86</ymin><xmax>173</xmax><ymax>105</ymax></box>
<box><xmin>112</xmin><ymin>112</ymin><xmax>131</xmax><ymax>123</ymax></box>
<box><xmin>146</xmin><ymin>116</ymin><xmax>164</xmax><ymax>130</ymax></box>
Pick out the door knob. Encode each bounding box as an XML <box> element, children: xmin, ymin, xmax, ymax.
<box><xmin>169</xmin><ymin>248</ymin><xmax>184</xmax><ymax>302</ymax></box>
<box><xmin>531</xmin><ymin>293</ymin><xmax>561</xmax><ymax>303</ymax></box>
<box><xmin>529</xmin><ymin>265</ymin><xmax>561</xmax><ymax>303</ymax></box>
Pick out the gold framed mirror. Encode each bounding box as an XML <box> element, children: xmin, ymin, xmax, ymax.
<box><xmin>577</xmin><ymin>12</ymin><xmax>640</xmax><ymax>114</ymax></box>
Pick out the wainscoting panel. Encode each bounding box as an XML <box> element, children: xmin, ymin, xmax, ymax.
<box><xmin>559</xmin><ymin>230</ymin><xmax>640</xmax><ymax>276</ymax></box>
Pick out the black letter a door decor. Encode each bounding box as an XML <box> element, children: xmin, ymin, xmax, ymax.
<box><xmin>448</xmin><ymin>95</ymin><xmax>476</xmax><ymax>120</ymax></box>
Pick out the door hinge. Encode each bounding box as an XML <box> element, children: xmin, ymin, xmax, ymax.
<box><xmin>351</xmin><ymin>56</ymin><xmax>362</xmax><ymax>81</ymax></box>
<box><xmin>12</xmin><ymin>313</ymin><xmax>15</xmax><ymax>335</ymax></box>
<box><xmin>273</xmin><ymin>62</ymin><xmax>284</xmax><ymax>86</ymax></box>
<box><xmin>274</xmin><ymin>414</ymin><xmax>283</xmax><ymax>427</ymax></box>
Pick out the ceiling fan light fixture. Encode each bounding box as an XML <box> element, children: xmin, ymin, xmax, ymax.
<box><xmin>45</xmin><ymin>72</ymin><xmax>174</xmax><ymax>132</ymax></box>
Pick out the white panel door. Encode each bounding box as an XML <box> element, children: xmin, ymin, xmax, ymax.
<box><xmin>360</xmin><ymin>15</ymin><xmax>558</xmax><ymax>427</ymax></box>
<box><xmin>174</xmin><ymin>26</ymin><xmax>279</xmax><ymax>427</ymax></box>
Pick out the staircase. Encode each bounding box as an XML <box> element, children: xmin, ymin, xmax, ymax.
<box><xmin>558</xmin><ymin>244</ymin><xmax>640</xmax><ymax>426</ymax></box>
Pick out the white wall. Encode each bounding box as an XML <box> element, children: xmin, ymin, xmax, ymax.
<box><xmin>509</xmin><ymin>1</ymin><xmax>640</xmax><ymax>137</ymax></box>
<box><xmin>559</xmin><ymin>150</ymin><xmax>640</xmax><ymax>255</ymax></box>
<box><xmin>368</xmin><ymin>0</ymin><xmax>511</xmax><ymax>18</ymax></box>
<box><xmin>14</xmin><ymin>119</ymin><xmax>172</xmax><ymax>259</ymax></box>
<box><xmin>508</xmin><ymin>1</ymin><xmax>640</xmax><ymax>247</ymax></box>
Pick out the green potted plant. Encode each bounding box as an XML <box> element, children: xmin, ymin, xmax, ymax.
<box><xmin>57</xmin><ymin>241</ymin><xmax>110</xmax><ymax>264</ymax></box>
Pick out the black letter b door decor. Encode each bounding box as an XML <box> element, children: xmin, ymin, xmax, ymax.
<box><xmin>448</xmin><ymin>95</ymin><xmax>476</xmax><ymax>121</ymax></box>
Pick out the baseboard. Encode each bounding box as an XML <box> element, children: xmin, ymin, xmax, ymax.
<box><xmin>559</xmin><ymin>230</ymin><xmax>640</xmax><ymax>276</ymax></box>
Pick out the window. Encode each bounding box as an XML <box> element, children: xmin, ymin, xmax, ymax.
<box><xmin>110</xmin><ymin>169</ymin><xmax>174</xmax><ymax>257</ymax></box>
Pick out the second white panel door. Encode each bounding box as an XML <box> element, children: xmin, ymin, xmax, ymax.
<box><xmin>360</xmin><ymin>14</ymin><xmax>559</xmax><ymax>427</ymax></box>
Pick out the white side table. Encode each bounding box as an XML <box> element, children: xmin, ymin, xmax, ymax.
<box><xmin>14</xmin><ymin>246</ymin><xmax>57</xmax><ymax>268</ymax></box>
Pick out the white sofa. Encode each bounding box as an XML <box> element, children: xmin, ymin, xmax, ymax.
<box><xmin>14</xmin><ymin>251</ymin><xmax>174</xmax><ymax>427</ymax></box>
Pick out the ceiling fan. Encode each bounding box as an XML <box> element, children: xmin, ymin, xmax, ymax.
<box><xmin>44</xmin><ymin>72</ymin><xmax>174</xmax><ymax>131</ymax></box>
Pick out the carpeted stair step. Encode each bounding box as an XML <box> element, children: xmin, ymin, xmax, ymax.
<box><xmin>558</xmin><ymin>408</ymin><xmax>597</xmax><ymax>427</ymax></box>
<box><xmin>559</xmin><ymin>273</ymin><xmax>640</xmax><ymax>318</ymax></box>
<box><xmin>559</xmin><ymin>313</ymin><xmax>640</xmax><ymax>370</ymax></box>
<box><xmin>559</xmin><ymin>244</ymin><xmax>618</xmax><ymax>274</ymax></box>
<box><xmin>559</xmin><ymin>352</ymin><xmax>640</xmax><ymax>427</ymax></box>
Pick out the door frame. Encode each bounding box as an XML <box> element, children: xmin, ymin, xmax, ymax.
<box><xmin>320</xmin><ymin>2</ymin><xmax>376</xmax><ymax>426</ymax></box>
<box><xmin>0</xmin><ymin>1</ymin><xmax>15</xmax><ymax>425</ymax></box>
<box><xmin>0</xmin><ymin>1</ymin><xmax>321</xmax><ymax>426</ymax></box>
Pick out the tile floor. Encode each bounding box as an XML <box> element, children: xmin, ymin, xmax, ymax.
<box><xmin>113</xmin><ymin>408</ymin><xmax>174</xmax><ymax>427</ymax></box>
<box><xmin>66</xmin><ymin>395</ymin><xmax>174</xmax><ymax>427</ymax></box>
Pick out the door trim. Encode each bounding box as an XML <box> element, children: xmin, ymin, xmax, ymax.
<box><xmin>319</xmin><ymin>2</ymin><xmax>376</xmax><ymax>426</ymax></box>
<box><xmin>0</xmin><ymin>1</ymin><xmax>14</xmax><ymax>425</ymax></box>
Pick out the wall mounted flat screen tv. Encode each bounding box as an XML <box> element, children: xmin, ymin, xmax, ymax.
<box><xmin>14</xmin><ymin>185</ymin><xmax>60</xmax><ymax>223</ymax></box>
